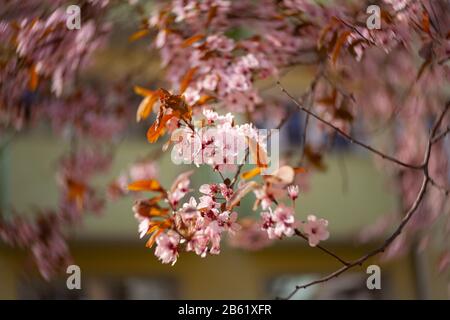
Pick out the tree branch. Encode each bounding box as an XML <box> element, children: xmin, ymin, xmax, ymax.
<box><xmin>294</xmin><ymin>229</ymin><xmax>350</xmax><ymax>266</ymax></box>
<box><xmin>277</xmin><ymin>81</ymin><xmax>424</xmax><ymax>170</ymax></box>
<box><xmin>280</xmin><ymin>171</ymin><xmax>429</xmax><ymax>299</ymax></box>
<box><xmin>277</xmin><ymin>87</ymin><xmax>450</xmax><ymax>300</ymax></box>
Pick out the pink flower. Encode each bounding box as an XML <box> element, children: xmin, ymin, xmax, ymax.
<box><xmin>205</xmin><ymin>221</ymin><xmax>222</xmax><ymax>254</ymax></box>
<box><xmin>199</xmin><ymin>183</ymin><xmax>219</xmax><ymax>195</ymax></box>
<box><xmin>197</xmin><ymin>195</ymin><xmax>219</xmax><ymax>211</ymax></box>
<box><xmin>218</xmin><ymin>211</ymin><xmax>241</xmax><ymax>234</ymax></box>
<box><xmin>137</xmin><ymin>216</ymin><xmax>150</xmax><ymax>239</ymax></box>
<box><xmin>186</xmin><ymin>232</ymin><xmax>209</xmax><ymax>257</ymax></box>
<box><xmin>261</xmin><ymin>204</ymin><xmax>296</xmax><ymax>239</ymax></box>
<box><xmin>301</xmin><ymin>215</ymin><xmax>330</xmax><ymax>247</ymax></box>
<box><xmin>167</xmin><ymin>170</ymin><xmax>193</xmax><ymax>208</ymax></box>
<box><xmin>202</xmin><ymin>73</ymin><xmax>219</xmax><ymax>91</ymax></box>
<box><xmin>154</xmin><ymin>231</ymin><xmax>180</xmax><ymax>265</ymax></box>
<box><xmin>226</xmin><ymin>73</ymin><xmax>250</xmax><ymax>92</ymax></box>
<box><xmin>254</xmin><ymin>184</ymin><xmax>285</xmax><ymax>210</ymax></box>
<box><xmin>179</xmin><ymin>197</ymin><xmax>200</xmax><ymax>221</ymax></box>
<box><xmin>287</xmin><ymin>185</ymin><xmax>299</xmax><ymax>201</ymax></box>
<box><xmin>206</xmin><ymin>34</ymin><xmax>235</xmax><ymax>52</ymax></box>
<box><xmin>261</xmin><ymin>210</ymin><xmax>277</xmax><ymax>239</ymax></box>
<box><xmin>219</xmin><ymin>183</ymin><xmax>233</xmax><ymax>201</ymax></box>
<box><xmin>272</xmin><ymin>204</ymin><xmax>296</xmax><ymax>237</ymax></box>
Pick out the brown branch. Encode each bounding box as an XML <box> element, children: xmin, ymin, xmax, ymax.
<box><xmin>294</xmin><ymin>229</ymin><xmax>350</xmax><ymax>266</ymax></box>
<box><xmin>277</xmin><ymin>81</ymin><xmax>424</xmax><ymax>170</ymax></box>
<box><xmin>278</xmin><ymin>100</ymin><xmax>450</xmax><ymax>300</ymax></box>
<box><xmin>299</xmin><ymin>69</ymin><xmax>323</xmax><ymax>165</ymax></box>
<box><xmin>281</xmin><ymin>169</ymin><xmax>429</xmax><ymax>299</ymax></box>
<box><xmin>428</xmin><ymin>177</ymin><xmax>450</xmax><ymax>196</ymax></box>
<box><xmin>229</xmin><ymin>150</ymin><xmax>248</xmax><ymax>189</ymax></box>
<box><xmin>431</xmin><ymin>126</ymin><xmax>450</xmax><ymax>144</ymax></box>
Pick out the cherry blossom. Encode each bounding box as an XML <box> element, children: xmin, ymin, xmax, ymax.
<box><xmin>155</xmin><ymin>231</ymin><xmax>180</xmax><ymax>265</ymax></box>
<box><xmin>1</xmin><ymin>0</ymin><xmax>450</xmax><ymax>292</ymax></box>
<box><xmin>261</xmin><ymin>204</ymin><xmax>297</xmax><ymax>239</ymax></box>
<box><xmin>287</xmin><ymin>185</ymin><xmax>299</xmax><ymax>201</ymax></box>
<box><xmin>301</xmin><ymin>215</ymin><xmax>330</xmax><ymax>247</ymax></box>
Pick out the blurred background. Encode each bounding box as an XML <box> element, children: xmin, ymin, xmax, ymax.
<box><xmin>0</xmin><ymin>1</ymin><xmax>449</xmax><ymax>300</ymax></box>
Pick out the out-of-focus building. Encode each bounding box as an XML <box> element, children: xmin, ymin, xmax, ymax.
<box><xmin>0</xmin><ymin>130</ymin><xmax>447</xmax><ymax>299</ymax></box>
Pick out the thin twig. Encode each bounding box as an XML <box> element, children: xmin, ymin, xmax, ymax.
<box><xmin>428</xmin><ymin>177</ymin><xmax>450</xmax><ymax>196</ymax></box>
<box><xmin>278</xmin><ymin>100</ymin><xmax>450</xmax><ymax>300</ymax></box>
<box><xmin>431</xmin><ymin>126</ymin><xmax>450</xmax><ymax>144</ymax></box>
<box><xmin>277</xmin><ymin>81</ymin><xmax>424</xmax><ymax>170</ymax></box>
<box><xmin>294</xmin><ymin>229</ymin><xmax>350</xmax><ymax>266</ymax></box>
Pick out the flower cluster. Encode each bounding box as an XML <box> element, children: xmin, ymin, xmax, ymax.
<box><xmin>130</xmin><ymin>168</ymin><xmax>330</xmax><ymax>265</ymax></box>
<box><xmin>131</xmin><ymin>171</ymin><xmax>244</xmax><ymax>265</ymax></box>
<box><xmin>0</xmin><ymin>1</ymin><xmax>110</xmax><ymax>129</ymax></box>
<box><xmin>1</xmin><ymin>0</ymin><xmax>449</xmax><ymax>282</ymax></box>
<box><xmin>170</xmin><ymin>109</ymin><xmax>266</xmax><ymax>171</ymax></box>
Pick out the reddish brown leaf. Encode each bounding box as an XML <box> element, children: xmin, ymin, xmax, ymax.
<box><xmin>129</xmin><ymin>29</ymin><xmax>150</xmax><ymax>42</ymax></box>
<box><xmin>294</xmin><ymin>167</ymin><xmax>307</xmax><ymax>174</ymax></box>
<box><xmin>136</xmin><ymin>95</ymin><xmax>159</xmax><ymax>122</ymax></box>
<box><xmin>331</xmin><ymin>30</ymin><xmax>352</xmax><ymax>65</ymax></box>
<box><xmin>179</xmin><ymin>67</ymin><xmax>198</xmax><ymax>94</ymax></box>
<box><xmin>422</xmin><ymin>10</ymin><xmax>430</xmax><ymax>34</ymax></box>
<box><xmin>317</xmin><ymin>18</ymin><xmax>339</xmax><ymax>49</ymax></box>
<box><xmin>194</xmin><ymin>95</ymin><xmax>215</xmax><ymax>107</ymax></box>
<box><xmin>181</xmin><ymin>34</ymin><xmax>205</xmax><ymax>48</ymax></box>
<box><xmin>248</xmin><ymin>138</ymin><xmax>269</xmax><ymax>168</ymax></box>
<box><xmin>241</xmin><ymin>167</ymin><xmax>261</xmax><ymax>180</ymax></box>
<box><xmin>128</xmin><ymin>179</ymin><xmax>164</xmax><ymax>192</ymax></box>
<box><xmin>134</xmin><ymin>85</ymin><xmax>155</xmax><ymax>97</ymax></box>
<box><xmin>206</xmin><ymin>5</ymin><xmax>218</xmax><ymax>27</ymax></box>
<box><xmin>28</xmin><ymin>65</ymin><xmax>39</xmax><ymax>91</ymax></box>
<box><xmin>304</xmin><ymin>145</ymin><xmax>326</xmax><ymax>171</ymax></box>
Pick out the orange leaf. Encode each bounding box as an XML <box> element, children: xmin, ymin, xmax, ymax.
<box><xmin>179</xmin><ymin>67</ymin><xmax>198</xmax><ymax>94</ymax></box>
<box><xmin>136</xmin><ymin>94</ymin><xmax>159</xmax><ymax>122</ymax></box>
<box><xmin>146</xmin><ymin>114</ymin><xmax>173</xmax><ymax>143</ymax></box>
<box><xmin>28</xmin><ymin>65</ymin><xmax>39</xmax><ymax>91</ymax></box>
<box><xmin>248</xmin><ymin>138</ymin><xmax>269</xmax><ymax>168</ymax></box>
<box><xmin>317</xmin><ymin>18</ymin><xmax>339</xmax><ymax>49</ymax></box>
<box><xmin>146</xmin><ymin>229</ymin><xmax>164</xmax><ymax>248</ymax></box>
<box><xmin>422</xmin><ymin>11</ymin><xmax>430</xmax><ymax>34</ymax></box>
<box><xmin>134</xmin><ymin>85</ymin><xmax>155</xmax><ymax>97</ymax></box>
<box><xmin>206</xmin><ymin>6</ymin><xmax>218</xmax><ymax>27</ymax></box>
<box><xmin>128</xmin><ymin>179</ymin><xmax>163</xmax><ymax>192</ymax></box>
<box><xmin>331</xmin><ymin>30</ymin><xmax>352</xmax><ymax>65</ymax></box>
<box><xmin>148</xmin><ymin>206</ymin><xmax>170</xmax><ymax>217</ymax></box>
<box><xmin>129</xmin><ymin>29</ymin><xmax>150</xmax><ymax>42</ymax></box>
<box><xmin>317</xmin><ymin>88</ymin><xmax>337</xmax><ymax>107</ymax></box>
<box><xmin>66</xmin><ymin>178</ymin><xmax>86</xmax><ymax>210</ymax></box>
<box><xmin>145</xmin><ymin>220</ymin><xmax>172</xmax><ymax>248</ymax></box>
<box><xmin>194</xmin><ymin>95</ymin><xmax>215</xmax><ymax>106</ymax></box>
<box><xmin>241</xmin><ymin>167</ymin><xmax>261</xmax><ymax>180</ymax></box>
<box><xmin>294</xmin><ymin>167</ymin><xmax>307</xmax><ymax>174</ymax></box>
<box><xmin>304</xmin><ymin>145</ymin><xmax>326</xmax><ymax>171</ymax></box>
<box><xmin>181</xmin><ymin>34</ymin><xmax>205</xmax><ymax>48</ymax></box>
